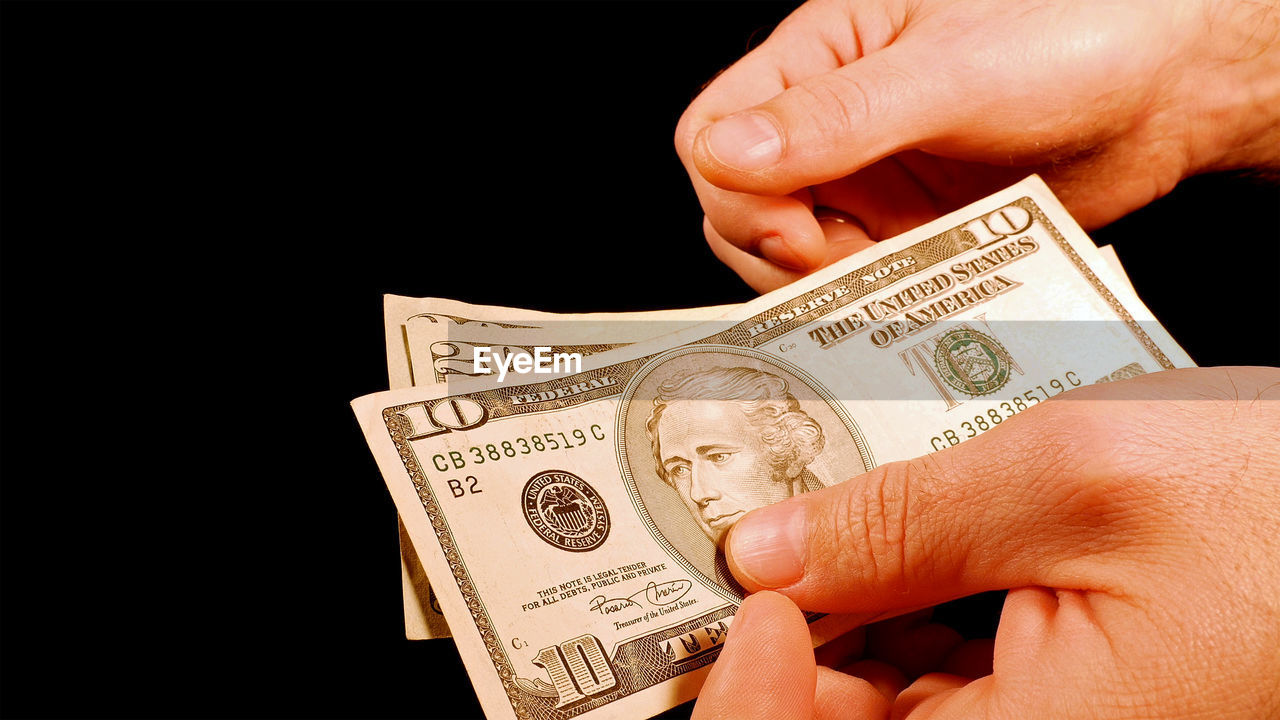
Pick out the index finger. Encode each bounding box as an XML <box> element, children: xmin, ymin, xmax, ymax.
<box><xmin>691</xmin><ymin>592</ymin><xmax>815</xmax><ymax>720</ymax></box>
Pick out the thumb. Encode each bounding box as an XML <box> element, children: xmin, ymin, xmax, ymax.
<box><xmin>724</xmin><ymin>395</ymin><xmax>1143</xmax><ymax>613</ymax></box>
<box><xmin>691</xmin><ymin>40</ymin><xmax>956</xmax><ymax>195</ymax></box>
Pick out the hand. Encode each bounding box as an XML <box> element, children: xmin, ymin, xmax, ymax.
<box><xmin>692</xmin><ymin>367</ymin><xmax>1280</xmax><ymax>719</ymax></box>
<box><xmin>675</xmin><ymin>0</ymin><xmax>1280</xmax><ymax>291</ymax></box>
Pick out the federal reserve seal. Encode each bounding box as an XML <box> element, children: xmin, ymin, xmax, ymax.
<box><xmin>521</xmin><ymin>470</ymin><xmax>610</xmax><ymax>552</ymax></box>
<box><xmin>933</xmin><ymin>328</ymin><xmax>1013</xmax><ymax>397</ymax></box>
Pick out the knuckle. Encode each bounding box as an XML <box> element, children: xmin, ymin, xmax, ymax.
<box><xmin>787</xmin><ymin>74</ymin><xmax>868</xmax><ymax>141</ymax></box>
<box><xmin>1004</xmin><ymin>401</ymin><xmax>1107</xmax><ymax>482</ymax></box>
<box><xmin>1034</xmin><ymin>370</ymin><xmax>1280</xmax><ymax>531</ymax></box>
<box><xmin>783</xmin><ymin>58</ymin><xmax>922</xmax><ymax>146</ymax></box>
<box><xmin>1009</xmin><ymin>399</ymin><xmax>1161</xmax><ymax>544</ymax></box>
<box><xmin>1037</xmin><ymin>398</ymin><xmax>1114</xmax><ymax>454</ymax></box>
<box><xmin>1040</xmin><ymin>400</ymin><xmax>1142</xmax><ymax>487</ymax></box>
<box><xmin>828</xmin><ymin>461</ymin><xmax>932</xmax><ymax>593</ymax></box>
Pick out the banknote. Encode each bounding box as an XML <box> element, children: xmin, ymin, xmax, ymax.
<box><xmin>384</xmin><ymin>297</ymin><xmax>740</xmax><ymax>639</ymax></box>
<box><xmin>386</xmin><ymin>250</ymin><xmax>1127</xmax><ymax>639</ymax></box>
<box><xmin>356</xmin><ymin>176</ymin><xmax>1192</xmax><ymax>719</ymax></box>
<box><xmin>400</xmin><ymin>248</ymin><xmax>1134</xmax><ymax>389</ymax></box>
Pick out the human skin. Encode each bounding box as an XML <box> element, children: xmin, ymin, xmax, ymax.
<box><xmin>675</xmin><ymin>0</ymin><xmax>1280</xmax><ymax>292</ymax></box>
<box><xmin>657</xmin><ymin>400</ymin><xmax>803</xmax><ymax>544</ymax></box>
<box><xmin>689</xmin><ymin>367</ymin><xmax>1280</xmax><ymax>719</ymax></box>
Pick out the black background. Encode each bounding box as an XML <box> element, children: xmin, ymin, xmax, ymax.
<box><xmin>1</xmin><ymin>2</ymin><xmax>1276</xmax><ymax>719</ymax></box>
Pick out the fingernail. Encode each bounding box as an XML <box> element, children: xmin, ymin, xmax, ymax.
<box><xmin>813</xmin><ymin>207</ymin><xmax>859</xmax><ymax>226</ymax></box>
<box><xmin>727</xmin><ymin>501</ymin><xmax>806</xmax><ymax>589</ymax></box>
<box><xmin>758</xmin><ymin>234</ymin><xmax>809</xmax><ymax>271</ymax></box>
<box><xmin>705</xmin><ymin>112</ymin><xmax>782</xmax><ymax>170</ymax></box>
